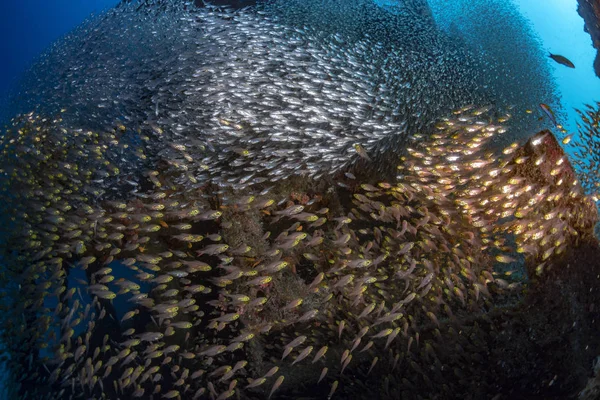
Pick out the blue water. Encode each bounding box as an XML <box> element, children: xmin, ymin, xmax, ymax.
<box><xmin>514</xmin><ymin>0</ymin><xmax>600</xmax><ymax>161</ymax></box>
<box><xmin>0</xmin><ymin>0</ymin><xmax>119</xmax><ymax>121</ymax></box>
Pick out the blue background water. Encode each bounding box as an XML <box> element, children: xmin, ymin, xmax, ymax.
<box><xmin>0</xmin><ymin>0</ymin><xmax>120</xmax><ymax>121</ymax></box>
<box><xmin>514</xmin><ymin>0</ymin><xmax>600</xmax><ymax>136</ymax></box>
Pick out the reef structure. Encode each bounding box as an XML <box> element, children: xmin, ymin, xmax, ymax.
<box><xmin>577</xmin><ymin>0</ymin><xmax>600</xmax><ymax>79</ymax></box>
<box><xmin>0</xmin><ymin>102</ymin><xmax>599</xmax><ymax>399</ymax></box>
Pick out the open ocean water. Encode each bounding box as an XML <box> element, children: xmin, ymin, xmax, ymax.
<box><xmin>0</xmin><ymin>1</ymin><xmax>599</xmax><ymax>399</ymax></box>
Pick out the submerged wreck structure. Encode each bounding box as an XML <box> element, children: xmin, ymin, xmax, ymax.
<box><xmin>1</xmin><ymin>103</ymin><xmax>600</xmax><ymax>400</ymax></box>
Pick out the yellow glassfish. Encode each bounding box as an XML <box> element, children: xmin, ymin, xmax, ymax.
<box><xmin>354</xmin><ymin>144</ymin><xmax>372</xmax><ymax>161</ymax></box>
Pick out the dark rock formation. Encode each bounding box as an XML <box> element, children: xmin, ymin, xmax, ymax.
<box><xmin>577</xmin><ymin>0</ymin><xmax>600</xmax><ymax>78</ymax></box>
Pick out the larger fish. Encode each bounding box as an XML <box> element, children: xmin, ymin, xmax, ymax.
<box><xmin>548</xmin><ymin>53</ymin><xmax>575</xmax><ymax>68</ymax></box>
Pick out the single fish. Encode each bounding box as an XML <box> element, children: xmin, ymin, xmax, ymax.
<box><xmin>245</xmin><ymin>377</ymin><xmax>267</xmax><ymax>389</ymax></box>
<box><xmin>312</xmin><ymin>346</ymin><xmax>328</xmax><ymax>364</ymax></box>
<box><xmin>318</xmin><ymin>367</ymin><xmax>328</xmax><ymax>383</ymax></box>
<box><xmin>354</xmin><ymin>144</ymin><xmax>372</xmax><ymax>161</ymax></box>
<box><xmin>268</xmin><ymin>375</ymin><xmax>284</xmax><ymax>399</ymax></box>
<box><xmin>291</xmin><ymin>346</ymin><xmax>313</xmax><ymax>365</ymax></box>
<box><xmin>548</xmin><ymin>53</ymin><xmax>575</xmax><ymax>68</ymax></box>
<box><xmin>539</xmin><ymin>103</ymin><xmax>557</xmax><ymax>126</ymax></box>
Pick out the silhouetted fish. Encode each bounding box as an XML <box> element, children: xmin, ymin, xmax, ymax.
<box><xmin>540</xmin><ymin>103</ymin><xmax>557</xmax><ymax>125</ymax></box>
<box><xmin>549</xmin><ymin>53</ymin><xmax>575</xmax><ymax>68</ymax></box>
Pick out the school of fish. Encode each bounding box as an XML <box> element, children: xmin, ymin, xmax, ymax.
<box><xmin>0</xmin><ymin>0</ymin><xmax>595</xmax><ymax>399</ymax></box>
<box><xmin>9</xmin><ymin>0</ymin><xmax>556</xmax><ymax>190</ymax></box>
